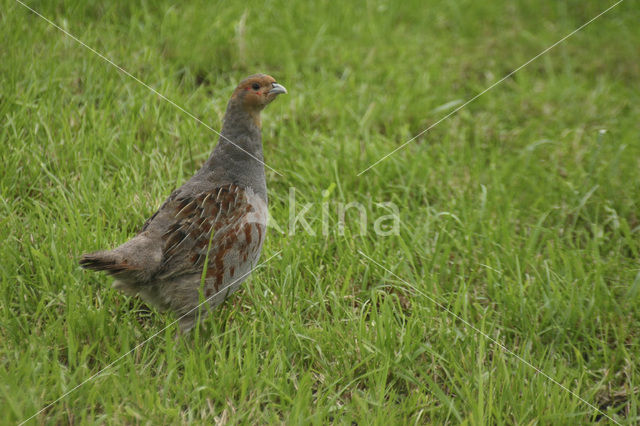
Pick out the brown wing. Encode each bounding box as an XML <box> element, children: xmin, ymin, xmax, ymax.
<box><xmin>148</xmin><ymin>184</ymin><xmax>257</xmax><ymax>280</ymax></box>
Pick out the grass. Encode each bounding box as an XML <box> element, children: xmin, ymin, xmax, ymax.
<box><xmin>1</xmin><ymin>0</ymin><xmax>639</xmax><ymax>423</ymax></box>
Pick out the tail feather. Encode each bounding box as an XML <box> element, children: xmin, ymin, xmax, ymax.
<box><xmin>79</xmin><ymin>251</ymin><xmax>137</xmax><ymax>275</ymax></box>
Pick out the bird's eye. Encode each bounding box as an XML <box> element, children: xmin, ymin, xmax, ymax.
<box><xmin>251</xmin><ymin>83</ymin><xmax>260</xmax><ymax>90</ymax></box>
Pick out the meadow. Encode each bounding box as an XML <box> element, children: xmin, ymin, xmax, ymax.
<box><xmin>1</xmin><ymin>0</ymin><xmax>639</xmax><ymax>423</ymax></box>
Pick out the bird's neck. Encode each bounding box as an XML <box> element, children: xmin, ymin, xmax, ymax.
<box><xmin>200</xmin><ymin>101</ymin><xmax>267</xmax><ymax>199</ymax></box>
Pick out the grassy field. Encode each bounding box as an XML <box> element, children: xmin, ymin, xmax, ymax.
<box><xmin>2</xmin><ymin>0</ymin><xmax>639</xmax><ymax>423</ymax></box>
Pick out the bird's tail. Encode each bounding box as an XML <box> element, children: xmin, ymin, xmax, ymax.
<box><xmin>79</xmin><ymin>250</ymin><xmax>136</xmax><ymax>275</ymax></box>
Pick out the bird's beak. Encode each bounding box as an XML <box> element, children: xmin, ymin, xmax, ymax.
<box><xmin>269</xmin><ymin>83</ymin><xmax>287</xmax><ymax>95</ymax></box>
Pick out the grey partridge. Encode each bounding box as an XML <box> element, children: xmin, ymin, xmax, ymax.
<box><xmin>80</xmin><ymin>74</ymin><xmax>287</xmax><ymax>332</ymax></box>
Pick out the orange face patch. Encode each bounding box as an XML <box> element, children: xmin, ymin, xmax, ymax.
<box><xmin>232</xmin><ymin>74</ymin><xmax>280</xmax><ymax>111</ymax></box>
<box><xmin>227</xmin><ymin>74</ymin><xmax>285</xmax><ymax>127</ymax></box>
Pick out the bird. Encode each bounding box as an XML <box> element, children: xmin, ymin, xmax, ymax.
<box><xmin>79</xmin><ymin>74</ymin><xmax>287</xmax><ymax>332</ymax></box>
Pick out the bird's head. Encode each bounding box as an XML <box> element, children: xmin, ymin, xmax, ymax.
<box><xmin>232</xmin><ymin>74</ymin><xmax>287</xmax><ymax>113</ymax></box>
